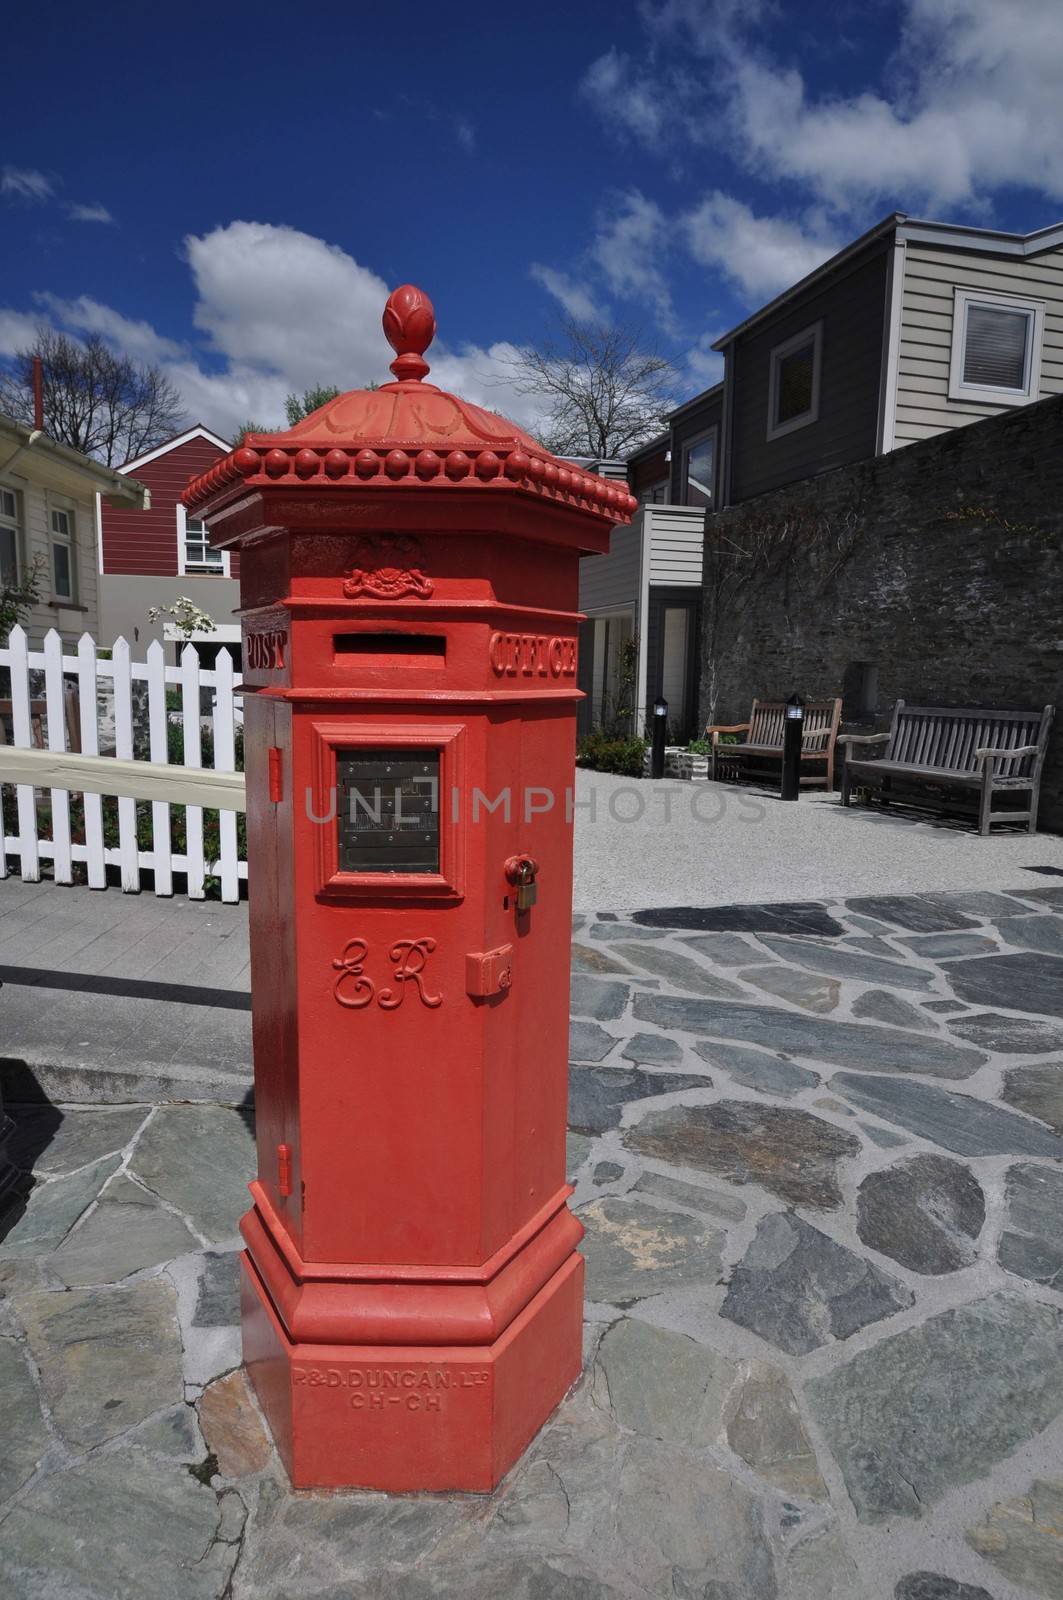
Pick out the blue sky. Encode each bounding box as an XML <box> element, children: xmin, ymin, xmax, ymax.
<box><xmin>3</xmin><ymin>0</ymin><xmax>1062</xmax><ymax>440</ymax></box>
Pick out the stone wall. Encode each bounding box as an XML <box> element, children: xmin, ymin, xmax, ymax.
<box><xmin>701</xmin><ymin>392</ymin><xmax>1063</xmax><ymax>828</ymax></box>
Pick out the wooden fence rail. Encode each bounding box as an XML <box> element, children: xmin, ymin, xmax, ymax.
<box><xmin>0</xmin><ymin>627</ymin><xmax>247</xmax><ymax>902</ymax></box>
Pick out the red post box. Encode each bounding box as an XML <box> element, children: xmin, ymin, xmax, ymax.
<box><xmin>183</xmin><ymin>285</ymin><xmax>635</xmax><ymax>1493</ymax></box>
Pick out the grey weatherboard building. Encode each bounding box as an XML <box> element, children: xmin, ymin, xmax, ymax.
<box><xmin>578</xmin><ymin>211</ymin><xmax>1063</xmax><ymax>741</ymax></box>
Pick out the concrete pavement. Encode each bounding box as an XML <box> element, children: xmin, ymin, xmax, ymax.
<box><xmin>0</xmin><ymin>878</ymin><xmax>251</xmax><ymax>1104</ymax></box>
<box><xmin>3</xmin><ymin>775</ymin><xmax>1062</xmax><ymax>1101</ymax></box>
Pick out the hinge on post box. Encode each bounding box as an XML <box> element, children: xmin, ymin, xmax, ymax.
<box><xmin>277</xmin><ymin>1143</ymin><xmax>293</xmax><ymax>1197</ymax></box>
<box><xmin>465</xmin><ymin>945</ymin><xmax>513</xmax><ymax>1000</ymax></box>
<box><xmin>268</xmin><ymin>746</ymin><xmax>283</xmax><ymax>803</ymax></box>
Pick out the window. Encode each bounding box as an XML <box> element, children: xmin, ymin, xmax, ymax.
<box><xmin>767</xmin><ymin>322</ymin><xmax>822</xmax><ymax>440</ymax></box>
<box><xmin>659</xmin><ymin>605</ymin><xmax>691</xmax><ymax>731</ymax></box>
<box><xmin>0</xmin><ymin>485</ymin><xmax>20</xmax><ymax>589</ymax></box>
<box><xmin>183</xmin><ymin>516</ymin><xmax>224</xmax><ymax>573</ymax></box>
<box><xmin>949</xmin><ymin>288</ymin><xmax>1045</xmax><ymax>406</ymax></box>
<box><xmin>638</xmin><ymin>480</ymin><xmax>669</xmax><ymax>507</ymax></box>
<box><xmin>591</xmin><ymin>613</ymin><xmax>634</xmax><ymax>730</ymax></box>
<box><xmin>50</xmin><ymin>505</ymin><xmax>75</xmax><ymax>602</ymax></box>
<box><xmin>681</xmin><ymin>431</ymin><xmax>716</xmax><ymax>508</ymax></box>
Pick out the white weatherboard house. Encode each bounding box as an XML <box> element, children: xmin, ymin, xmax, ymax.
<box><xmin>580</xmin><ymin>213</ymin><xmax>1063</xmax><ymax>740</ymax></box>
<box><xmin>0</xmin><ymin>413</ymin><xmax>149</xmax><ymax>648</ymax></box>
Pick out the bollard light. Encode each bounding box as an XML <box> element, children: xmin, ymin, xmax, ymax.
<box><xmin>651</xmin><ymin>696</ymin><xmax>668</xmax><ymax>779</ymax></box>
<box><xmin>781</xmin><ymin>692</ymin><xmax>805</xmax><ymax>801</ymax></box>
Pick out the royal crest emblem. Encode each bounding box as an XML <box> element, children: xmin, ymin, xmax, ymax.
<box><xmin>343</xmin><ymin>536</ymin><xmax>433</xmax><ymax>600</ymax></box>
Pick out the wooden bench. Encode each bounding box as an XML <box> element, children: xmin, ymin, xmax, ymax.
<box><xmin>707</xmin><ymin>698</ymin><xmax>842</xmax><ymax>790</ymax></box>
<box><xmin>0</xmin><ymin>688</ymin><xmax>81</xmax><ymax>752</ymax></box>
<box><xmin>839</xmin><ymin>701</ymin><xmax>1054</xmax><ymax>835</ymax></box>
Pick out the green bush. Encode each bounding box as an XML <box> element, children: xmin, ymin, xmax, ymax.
<box><xmin>576</xmin><ymin>732</ymin><xmax>647</xmax><ymax>777</ymax></box>
<box><xmin>687</xmin><ymin>732</ymin><xmax>739</xmax><ymax>754</ymax></box>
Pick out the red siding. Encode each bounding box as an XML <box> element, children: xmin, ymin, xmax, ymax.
<box><xmin>102</xmin><ymin>434</ymin><xmax>237</xmax><ymax>576</ymax></box>
<box><xmin>630</xmin><ymin>449</ymin><xmax>669</xmax><ymax>492</ymax></box>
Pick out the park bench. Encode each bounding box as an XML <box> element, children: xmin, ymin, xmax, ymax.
<box><xmin>707</xmin><ymin>697</ymin><xmax>842</xmax><ymax>790</ymax></box>
<box><xmin>0</xmin><ymin>686</ymin><xmax>80</xmax><ymax>751</ymax></box>
<box><xmin>840</xmin><ymin>701</ymin><xmax>1054</xmax><ymax>835</ymax></box>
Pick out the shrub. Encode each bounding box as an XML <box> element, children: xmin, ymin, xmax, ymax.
<box><xmin>687</xmin><ymin>732</ymin><xmax>739</xmax><ymax>754</ymax></box>
<box><xmin>576</xmin><ymin>732</ymin><xmax>647</xmax><ymax>777</ymax></box>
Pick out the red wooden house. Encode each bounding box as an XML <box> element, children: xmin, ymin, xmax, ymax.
<box><xmin>97</xmin><ymin>425</ymin><xmax>241</xmax><ymax>663</ymax></box>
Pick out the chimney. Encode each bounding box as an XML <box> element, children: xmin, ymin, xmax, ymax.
<box><xmin>31</xmin><ymin>356</ymin><xmax>43</xmax><ymax>431</ymax></box>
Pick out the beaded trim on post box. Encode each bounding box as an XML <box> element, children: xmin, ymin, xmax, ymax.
<box><xmin>182</xmin><ymin>282</ymin><xmax>638</xmax><ymax>526</ymax></box>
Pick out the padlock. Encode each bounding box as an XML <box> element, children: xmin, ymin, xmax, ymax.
<box><xmin>516</xmin><ymin>860</ymin><xmax>538</xmax><ymax>912</ymax></box>
<box><xmin>504</xmin><ymin>854</ymin><xmax>540</xmax><ymax>914</ymax></box>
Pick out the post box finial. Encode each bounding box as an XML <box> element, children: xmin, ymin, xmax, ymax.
<box><xmin>383</xmin><ymin>284</ymin><xmax>436</xmax><ymax>383</ymax></box>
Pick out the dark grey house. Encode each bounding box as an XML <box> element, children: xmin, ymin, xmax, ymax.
<box><xmin>576</xmin><ymin>386</ymin><xmax>722</xmax><ymax>740</ymax></box>
<box><xmin>578</xmin><ymin>211</ymin><xmax>1063</xmax><ymax>738</ymax></box>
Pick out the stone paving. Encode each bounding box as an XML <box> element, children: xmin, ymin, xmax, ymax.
<box><xmin>2</xmin><ymin>886</ymin><xmax>1063</xmax><ymax>1596</ymax></box>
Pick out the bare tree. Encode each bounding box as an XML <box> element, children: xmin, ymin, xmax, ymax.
<box><xmin>0</xmin><ymin>328</ymin><xmax>186</xmax><ymax>465</ymax></box>
<box><xmin>505</xmin><ymin>317</ymin><xmax>675</xmax><ymax>460</ymax></box>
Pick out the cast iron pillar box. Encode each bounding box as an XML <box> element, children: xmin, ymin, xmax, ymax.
<box><xmin>183</xmin><ymin>285</ymin><xmax>635</xmax><ymax>1493</ymax></box>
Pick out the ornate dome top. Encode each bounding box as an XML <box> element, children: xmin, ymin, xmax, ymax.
<box><xmin>182</xmin><ymin>284</ymin><xmax>637</xmax><ymax>524</ymax></box>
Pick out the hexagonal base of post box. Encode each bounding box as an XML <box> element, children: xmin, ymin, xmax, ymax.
<box><xmin>240</xmin><ymin>1250</ymin><xmax>584</xmax><ymax>1492</ymax></box>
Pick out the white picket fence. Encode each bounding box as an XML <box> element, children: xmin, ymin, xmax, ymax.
<box><xmin>0</xmin><ymin>627</ymin><xmax>246</xmax><ymax>902</ymax></box>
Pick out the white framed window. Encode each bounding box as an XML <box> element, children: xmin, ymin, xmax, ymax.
<box><xmin>680</xmin><ymin>429</ymin><xmax>717</xmax><ymax>508</ymax></box>
<box><xmin>184</xmin><ymin>516</ymin><xmax>224</xmax><ymax>572</ymax></box>
<box><xmin>948</xmin><ymin>287</ymin><xmax>1045</xmax><ymax>406</ymax></box>
<box><xmin>177</xmin><ymin>503</ymin><xmax>227</xmax><ymax>575</ymax></box>
<box><xmin>767</xmin><ymin>321</ymin><xmax>822</xmax><ymax>441</ymax></box>
<box><xmin>50</xmin><ymin>504</ymin><xmax>76</xmax><ymax>603</ymax></box>
<box><xmin>0</xmin><ymin>484</ymin><xmax>21</xmax><ymax>590</ymax></box>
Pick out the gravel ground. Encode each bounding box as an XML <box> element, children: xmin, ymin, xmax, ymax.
<box><xmin>571</xmin><ymin>772</ymin><xmax>1063</xmax><ymax>912</ymax></box>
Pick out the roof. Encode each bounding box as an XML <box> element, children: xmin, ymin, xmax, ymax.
<box><xmin>119</xmin><ymin>424</ymin><xmax>231</xmax><ymax>475</ymax></box>
<box><xmin>0</xmin><ymin>414</ymin><xmax>150</xmax><ymax>510</ymax></box>
<box><xmin>626</xmin><ymin>431</ymin><xmax>670</xmax><ymax>465</ymax></box>
<box><xmin>666</xmin><ymin>382</ymin><xmax>724</xmax><ymax>424</ymax></box>
<box><xmin>183</xmin><ymin>284</ymin><xmax>637</xmax><ymax>530</ymax></box>
<box><xmin>624</xmin><ymin>386</ymin><xmax>724</xmax><ymax>465</ymax></box>
<box><xmin>898</xmin><ymin>216</ymin><xmax>1063</xmax><ymax>257</ymax></box>
<box><xmin>712</xmin><ymin>214</ymin><xmax>904</xmax><ymax>350</ymax></box>
<box><xmin>711</xmin><ymin>212</ymin><xmax>1063</xmax><ymax>350</ymax></box>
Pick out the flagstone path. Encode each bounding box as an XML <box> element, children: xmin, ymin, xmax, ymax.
<box><xmin>3</xmin><ymin>885</ymin><xmax>1063</xmax><ymax>1597</ymax></box>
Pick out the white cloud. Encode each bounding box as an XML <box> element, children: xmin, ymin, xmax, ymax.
<box><xmin>591</xmin><ymin>191</ymin><xmax>674</xmax><ymax>328</ymax></box>
<box><xmin>68</xmin><ymin>202</ymin><xmax>114</xmax><ymax>224</ymax></box>
<box><xmin>1</xmin><ymin>219</ymin><xmax>549</xmax><ymax>441</ymax></box>
<box><xmin>184</xmin><ymin>221</ymin><xmax>393</xmax><ymax>388</ymax></box>
<box><xmin>35</xmin><ymin>294</ymin><xmax>183</xmax><ymax>365</ymax></box>
<box><xmin>727</xmin><ymin>1</ymin><xmax>1063</xmax><ymax>212</ymax></box>
<box><xmin>179</xmin><ymin>221</ymin><xmax>545</xmax><ymax>434</ymax></box>
<box><xmin>454</xmin><ymin>115</ymin><xmax>476</xmax><ymax>153</ymax></box>
<box><xmin>682</xmin><ymin>336</ymin><xmax>725</xmax><ymax>390</ymax></box>
<box><xmin>683</xmin><ymin>193</ymin><xmax>841</xmax><ymax>301</ymax></box>
<box><xmin>579</xmin><ymin>47</ymin><xmax>666</xmax><ymax>148</ymax></box>
<box><xmin>580</xmin><ymin>0</ymin><xmax>1063</xmax><ymax>215</ymax></box>
<box><xmin>0</xmin><ymin>309</ymin><xmax>43</xmax><ymax>356</ymax></box>
<box><xmin>1</xmin><ymin>166</ymin><xmax>54</xmax><ymax>202</ymax></box>
<box><xmin>529</xmin><ymin>264</ymin><xmax>598</xmax><ymax>322</ymax></box>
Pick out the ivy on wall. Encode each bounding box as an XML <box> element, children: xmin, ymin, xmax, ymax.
<box><xmin>701</xmin><ymin>500</ymin><xmax>867</xmax><ymax>726</ymax></box>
